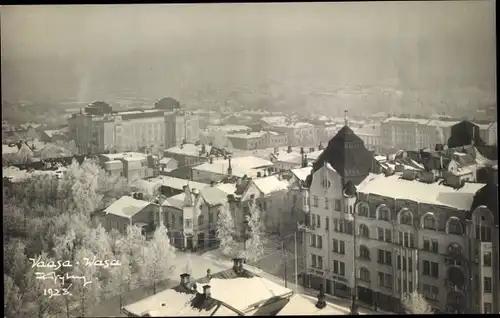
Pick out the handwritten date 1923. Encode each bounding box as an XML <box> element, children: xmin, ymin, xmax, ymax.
<box><xmin>43</xmin><ymin>285</ymin><xmax>72</xmax><ymax>298</ymax></box>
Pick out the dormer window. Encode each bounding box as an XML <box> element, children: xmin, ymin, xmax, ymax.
<box><xmin>446</xmin><ymin>217</ymin><xmax>463</xmax><ymax>235</ymax></box>
<box><xmin>399</xmin><ymin>209</ymin><xmax>413</xmax><ymax>226</ymax></box>
<box><xmin>377</xmin><ymin>205</ymin><xmax>390</xmax><ymax>221</ymax></box>
<box><xmin>423</xmin><ymin>213</ymin><xmax>438</xmax><ymax>230</ymax></box>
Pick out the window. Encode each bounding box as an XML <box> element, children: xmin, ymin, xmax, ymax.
<box><xmin>359</xmin><ymin>245</ymin><xmax>370</xmax><ymax>260</ymax></box>
<box><xmin>311</xmin><ymin>254</ymin><xmax>317</xmax><ymax>268</ymax></box>
<box><xmin>484</xmin><ymin>277</ymin><xmax>492</xmax><ymax>293</ymax></box>
<box><xmin>334</xmin><ymin>199</ymin><xmax>341</xmax><ymax>211</ymax></box>
<box><xmin>377</xmin><ymin>249</ymin><xmax>392</xmax><ymax>266</ymax></box>
<box><xmin>423</xmin><ymin>214</ymin><xmax>437</xmax><ymax>230</ymax></box>
<box><xmin>423</xmin><ymin>260</ymin><xmax>439</xmax><ymax>277</ymax></box>
<box><xmin>313</xmin><ymin>196</ymin><xmax>319</xmax><ymax>207</ymax></box>
<box><xmin>384</xmin><ymin>229</ymin><xmax>392</xmax><ymax>243</ymax></box>
<box><xmin>317</xmin><ymin>256</ymin><xmax>323</xmax><ymax>269</ymax></box>
<box><xmin>397</xmin><ymin>256</ymin><xmax>413</xmax><ymax>272</ymax></box>
<box><xmin>483</xmin><ymin>252</ymin><xmax>492</xmax><ymax>267</ymax></box>
<box><xmin>476</xmin><ymin>225</ymin><xmax>492</xmax><ymax>242</ymax></box>
<box><xmin>292</xmin><ymin>195</ymin><xmax>297</xmax><ymax>205</ymax></box>
<box><xmin>317</xmin><ymin>235</ymin><xmax>323</xmax><ymax>249</ymax></box>
<box><xmin>400</xmin><ymin>210</ymin><xmax>413</xmax><ymax>225</ymax></box>
<box><xmin>185</xmin><ymin>219</ymin><xmax>192</xmax><ymax>228</ymax></box>
<box><xmin>398</xmin><ymin>231</ymin><xmax>415</xmax><ymax>248</ymax></box>
<box><xmin>358</xmin><ymin>204</ymin><xmax>369</xmax><ymax>217</ymax></box>
<box><xmin>357</xmin><ymin>224</ymin><xmax>368</xmax><ymax>239</ymax></box>
<box><xmin>377</xmin><ymin>227</ymin><xmax>392</xmax><ymax>243</ymax></box>
<box><xmin>377</xmin><ymin>272</ymin><xmax>393</xmax><ymax>289</ymax></box>
<box><xmin>423</xmin><ymin>284</ymin><xmax>439</xmax><ymax>301</ymax></box>
<box><xmin>483</xmin><ymin>302</ymin><xmax>492</xmax><ymax>314</ymax></box>
<box><xmin>316</xmin><ymin>215</ymin><xmax>321</xmax><ymax>228</ymax></box>
<box><xmin>339</xmin><ymin>220</ymin><xmax>345</xmax><ymax>233</ymax></box>
<box><xmin>325</xmin><ymin>217</ymin><xmax>329</xmax><ymax>230</ymax></box>
<box><xmin>423</xmin><ymin>237</ymin><xmax>439</xmax><ymax>253</ymax></box>
<box><xmin>325</xmin><ymin>198</ymin><xmax>329</xmax><ymax>210</ymax></box>
<box><xmin>378</xmin><ymin>206</ymin><xmax>390</xmax><ymax>220</ymax></box>
<box><xmin>369</xmin><ymin>207</ymin><xmax>376</xmax><ymax>219</ymax></box>
<box><xmin>345</xmin><ymin>220</ymin><xmax>353</xmax><ymax>234</ymax></box>
<box><xmin>359</xmin><ymin>267</ymin><xmax>370</xmax><ymax>282</ymax></box>
<box><xmin>333</xmin><ymin>260</ymin><xmax>345</xmax><ymax>276</ymax></box>
<box><xmin>333</xmin><ymin>219</ymin><xmax>338</xmax><ymax>231</ymax></box>
<box><xmin>378</xmin><ymin>227</ymin><xmax>384</xmax><ymax>241</ymax></box>
<box><xmin>447</xmin><ymin>218</ymin><xmax>463</xmax><ymax>235</ymax></box>
<box><xmin>339</xmin><ymin>241</ymin><xmax>345</xmax><ymax>254</ymax></box>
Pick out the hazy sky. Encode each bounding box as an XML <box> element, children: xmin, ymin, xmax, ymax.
<box><xmin>1</xmin><ymin>1</ymin><xmax>496</xmax><ymax>102</ymax></box>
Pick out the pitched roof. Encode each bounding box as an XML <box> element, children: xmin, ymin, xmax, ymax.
<box><xmin>200</xmin><ymin>187</ymin><xmax>229</xmax><ymax>206</ymax></box>
<box><xmin>469</xmin><ymin>183</ymin><xmax>499</xmax><ymax>224</ymax></box>
<box><xmin>357</xmin><ymin>174</ymin><xmax>486</xmax><ymax>211</ymax></box>
<box><xmin>146</xmin><ymin>176</ymin><xmax>209</xmax><ymax>191</ymax></box>
<box><xmin>252</xmin><ymin>176</ymin><xmax>289</xmax><ymax>196</ymax></box>
<box><xmin>104</xmin><ymin>196</ymin><xmax>152</xmax><ymax>218</ymax></box>
<box><xmin>291</xmin><ymin>167</ymin><xmax>313</xmax><ymax>182</ymax></box>
<box><xmin>163</xmin><ymin>193</ymin><xmax>186</xmax><ymax>209</ymax></box>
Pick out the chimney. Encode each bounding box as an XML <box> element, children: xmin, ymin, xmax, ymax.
<box><xmin>203</xmin><ymin>285</ymin><xmax>211</xmax><ymax>298</ymax></box>
<box><xmin>318</xmin><ymin>142</ymin><xmax>324</xmax><ymax>151</ymax></box>
<box><xmin>316</xmin><ymin>285</ymin><xmax>327</xmax><ymax>309</ymax></box>
<box><xmin>227</xmin><ymin>194</ymin><xmax>235</xmax><ymax>203</ymax></box>
<box><xmin>180</xmin><ymin>273</ymin><xmax>191</xmax><ymax>287</ymax></box>
<box><xmin>210</xmin><ymin>181</ymin><xmax>215</xmax><ymax>187</ymax></box>
<box><xmin>232</xmin><ymin>258</ymin><xmax>244</xmax><ymax>273</ymax></box>
<box><xmin>257</xmin><ymin>172</ymin><xmax>262</xmax><ymax>178</ymax></box>
<box><xmin>201</xmin><ymin>144</ymin><xmax>206</xmax><ymax>154</ymax></box>
<box><xmin>344</xmin><ymin>110</ymin><xmax>349</xmax><ymax>127</ymax></box>
<box><xmin>302</xmin><ymin>154</ymin><xmax>308</xmax><ymax>168</ymax></box>
<box><xmin>287</xmin><ymin>145</ymin><xmax>292</xmax><ymax>153</ymax></box>
<box><xmin>274</xmin><ymin>147</ymin><xmax>279</xmax><ymax>154</ymax></box>
<box><xmin>472</xmin><ymin>126</ymin><xmax>476</xmax><ymax>146</ymax></box>
<box><xmin>206</xmin><ymin>269</ymin><xmax>212</xmax><ymax>280</ymax></box>
<box><xmin>300</xmin><ymin>147</ymin><xmax>304</xmax><ymax>154</ymax></box>
<box><xmin>209</xmin><ymin>156</ymin><xmax>214</xmax><ymax>164</ymax></box>
<box><xmin>227</xmin><ymin>155</ymin><xmax>232</xmax><ymax>176</ymax></box>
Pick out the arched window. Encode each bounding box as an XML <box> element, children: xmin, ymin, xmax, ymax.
<box><xmin>447</xmin><ymin>243</ymin><xmax>463</xmax><ymax>256</ymax></box>
<box><xmin>359</xmin><ymin>245</ymin><xmax>370</xmax><ymax>261</ymax></box>
<box><xmin>359</xmin><ymin>224</ymin><xmax>370</xmax><ymax>238</ymax></box>
<box><xmin>399</xmin><ymin>209</ymin><xmax>413</xmax><ymax>226</ymax></box>
<box><xmin>446</xmin><ymin>217</ymin><xmax>463</xmax><ymax>235</ymax></box>
<box><xmin>422</xmin><ymin>213</ymin><xmax>438</xmax><ymax>230</ymax></box>
<box><xmin>377</xmin><ymin>205</ymin><xmax>391</xmax><ymax>221</ymax></box>
<box><xmin>198</xmin><ymin>214</ymin><xmax>205</xmax><ymax>226</ymax></box>
<box><xmin>359</xmin><ymin>267</ymin><xmax>371</xmax><ymax>282</ymax></box>
<box><xmin>357</xmin><ymin>202</ymin><xmax>370</xmax><ymax>217</ymax></box>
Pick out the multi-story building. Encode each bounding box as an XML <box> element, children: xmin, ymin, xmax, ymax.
<box><xmin>174</xmin><ymin>112</ymin><xmax>200</xmax><ymax>145</ymax></box>
<box><xmin>381</xmin><ymin>117</ymin><xmax>434</xmax><ymax>151</ymax></box>
<box><xmin>267</xmin><ymin>131</ymin><xmax>289</xmax><ymax>149</ymax></box>
<box><xmin>68</xmin><ymin>104</ymin><xmax>178</xmax><ymax>153</ymax></box>
<box><xmin>300</xmin><ymin>143</ymin><xmax>499</xmax><ymax>315</ymax></box>
<box><xmin>352</xmin><ymin>125</ymin><xmax>383</xmax><ymax>154</ymax></box>
<box><xmin>164</xmin><ymin>143</ymin><xmax>212</xmax><ymax>167</ymax></box>
<box><xmin>199</xmin><ymin>125</ymin><xmax>251</xmax><ymax>148</ymax></box>
<box><xmin>98</xmin><ymin>152</ymin><xmax>159</xmax><ymax>181</ymax></box>
<box><xmin>191</xmin><ymin>155</ymin><xmax>273</xmax><ymax>183</ymax></box>
<box><xmin>161</xmin><ymin>185</ymin><xmax>228</xmax><ymax>251</ymax></box>
<box><xmin>272</xmin><ymin>122</ymin><xmax>315</xmax><ymax>146</ymax></box>
<box><xmin>227</xmin><ymin>131</ymin><xmax>269</xmax><ymax>150</ymax></box>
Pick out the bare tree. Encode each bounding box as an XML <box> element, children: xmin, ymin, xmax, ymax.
<box><xmin>216</xmin><ymin>204</ymin><xmax>239</xmax><ymax>258</ymax></box>
<box><xmin>402</xmin><ymin>291</ymin><xmax>434</xmax><ymax>314</ymax></box>
<box><xmin>141</xmin><ymin>225</ymin><xmax>176</xmax><ymax>294</ymax></box>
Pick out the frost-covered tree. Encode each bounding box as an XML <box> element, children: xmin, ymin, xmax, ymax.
<box><xmin>119</xmin><ymin>225</ymin><xmax>148</xmax><ymax>289</ymax></box>
<box><xmin>105</xmin><ymin>253</ymin><xmax>132</xmax><ymax>311</ymax></box>
<box><xmin>4</xmin><ymin>275</ymin><xmax>23</xmax><ymax>318</ymax></box>
<box><xmin>72</xmin><ymin>247</ymin><xmax>103</xmax><ymax>318</ymax></box>
<box><xmin>141</xmin><ymin>225</ymin><xmax>176</xmax><ymax>294</ymax></box>
<box><xmin>241</xmin><ymin>201</ymin><xmax>265</xmax><ymax>262</ymax></box>
<box><xmin>402</xmin><ymin>291</ymin><xmax>434</xmax><ymax>314</ymax></box>
<box><xmin>216</xmin><ymin>204</ymin><xmax>239</xmax><ymax>258</ymax></box>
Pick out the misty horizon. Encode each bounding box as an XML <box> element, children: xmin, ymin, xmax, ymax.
<box><xmin>1</xmin><ymin>2</ymin><xmax>496</xmax><ymax>106</ymax></box>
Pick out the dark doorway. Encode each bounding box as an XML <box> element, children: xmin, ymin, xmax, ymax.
<box><xmin>186</xmin><ymin>236</ymin><xmax>193</xmax><ymax>251</ymax></box>
<box><xmin>197</xmin><ymin>233</ymin><xmax>205</xmax><ymax>250</ymax></box>
<box><xmin>357</xmin><ymin>286</ymin><xmax>373</xmax><ymax>305</ymax></box>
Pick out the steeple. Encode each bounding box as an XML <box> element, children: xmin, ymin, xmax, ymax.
<box><xmin>344</xmin><ymin>110</ymin><xmax>349</xmax><ymax>127</ymax></box>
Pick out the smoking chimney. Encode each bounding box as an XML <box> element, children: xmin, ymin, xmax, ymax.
<box><xmin>227</xmin><ymin>154</ymin><xmax>232</xmax><ymax>176</ymax></box>
<box><xmin>344</xmin><ymin>110</ymin><xmax>349</xmax><ymax>127</ymax></box>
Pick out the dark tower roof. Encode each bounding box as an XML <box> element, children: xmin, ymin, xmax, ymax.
<box><xmin>309</xmin><ymin>126</ymin><xmax>379</xmax><ymax>186</ymax></box>
<box><xmin>447</xmin><ymin>121</ymin><xmax>486</xmax><ymax>148</ymax></box>
<box><xmin>469</xmin><ymin>183</ymin><xmax>499</xmax><ymax>225</ymax></box>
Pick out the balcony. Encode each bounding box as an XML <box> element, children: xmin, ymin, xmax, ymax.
<box><xmin>357</xmin><ymin>256</ymin><xmax>371</xmax><ymax>263</ymax></box>
<box><xmin>297</xmin><ymin>221</ymin><xmax>316</xmax><ymax>232</ymax></box>
<box><xmin>444</xmin><ymin>256</ymin><xmax>465</xmax><ymax>267</ymax></box>
<box><xmin>445</xmin><ymin>279</ymin><xmax>466</xmax><ymax>292</ymax></box>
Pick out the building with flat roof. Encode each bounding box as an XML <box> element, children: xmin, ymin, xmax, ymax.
<box><xmin>227</xmin><ymin>131</ymin><xmax>269</xmax><ymax>150</ymax></box>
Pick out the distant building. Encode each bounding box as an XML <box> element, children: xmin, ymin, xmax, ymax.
<box><xmin>174</xmin><ymin>112</ymin><xmax>200</xmax><ymax>145</ymax></box>
<box><xmin>200</xmin><ymin>125</ymin><xmax>251</xmax><ymax>148</ymax></box>
<box><xmin>164</xmin><ymin>143</ymin><xmax>212</xmax><ymax>167</ymax></box>
<box><xmin>271</xmin><ymin>122</ymin><xmax>315</xmax><ymax>146</ymax></box>
<box><xmin>98</xmin><ymin>152</ymin><xmax>158</xmax><ymax>181</ymax></box>
<box><xmin>267</xmin><ymin>131</ymin><xmax>289</xmax><ymax>148</ymax></box>
<box><xmin>227</xmin><ymin>131</ymin><xmax>269</xmax><ymax>150</ymax></box>
<box><xmin>144</xmin><ymin>175</ymin><xmax>209</xmax><ymax>198</ymax></box>
<box><xmin>191</xmin><ymin>156</ymin><xmax>274</xmax><ymax>183</ymax></box>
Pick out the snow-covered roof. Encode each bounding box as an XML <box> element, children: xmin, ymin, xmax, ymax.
<box><xmin>205</xmin><ymin>125</ymin><xmax>250</xmax><ymax>132</ymax></box>
<box><xmin>146</xmin><ymin>176</ymin><xmax>209</xmax><ymax>191</ymax></box>
<box><xmin>101</xmin><ymin>152</ymin><xmax>150</xmax><ymax>161</ymax></box>
<box><xmin>427</xmin><ymin>120</ymin><xmax>460</xmax><ymax>128</ymax></box>
<box><xmin>260</xmin><ymin>116</ymin><xmax>288</xmax><ymax>125</ymax></box>
<box><xmin>159</xmin><ymin>157</ymin><xmax>175</xmax><ymax>165</ymax></box>
<box><xmin>307</xmin><ymin>150</ymin><xmax>323</xmax><ymax>161</ymax></box>
<box><xmin>275</xmin><ymin>153</ymin><xmax>302</xmax><ymax>164</ymax></box>
<box><xmin>104</xmin><ymin>196</ymin><xmax>153</xmax><ymax>218</ymax></box>
<box><xmin>123</xmin><ymin>288</ymin><xmax>239</xmax><ymax>317</ymax></box>
<box><xmin>252</xmin><ymin>176</ymin><xmax>289</xmax><ymax>196</ymax></box>
<box><xmin>214</xmin><ymin>183</ymin><xmax>238</xmax><ymax>195</ymax></box>
<box><xmin>227</xmin><ymin>131</ymin><xmax>268</xmax><ymax>139</ymax></box>
<box><xmin>2</xmin><ymin>144</ymin><xmax>19</xmax><ymax>154</ymax></box>
<box><xmin>271</xmin><ymin>150</ymin><xmax>301</xmax><ymax>160</ymax></box>
<box><xmin>357</xmin><ymin>174</ymin><xmax>486</xmax><ymax>211</ymax></box>
<box><xmin>194</xmin><ymin>277</ymin><xmax>292</xmax><ymax>314</ymax></box>
<box><xmin>291</xmin><ymin>167</ymin><xmax>313</xmax><ymax>182</ymax></box>
<box><xmin>199</xmin><ymin>187</ymin><xmax>229</xmax><ymax>206</ymax></box>
<box><xmin>374</xmin><ymin>155</ymin><xmax>387</xmax><ymax>162</ymax></box>
<box><xmin>165</xmin><ymin>144</ymin><xmax>212</xmax><ymax>157</ymax></box>
<box><xmin>383</xmin><ymin>117</ymin><xmax>431</xmax><ymax>125</ymax></box>
<box><xmin>276</xmin><ymin>294</ymin><xmax>348</xmax><ymax>316</ymax></box>
<box><xmin>273</xmin><ymin>122</ymin><xmax>314</xmax><ymax>129</ymax></box>
<box><xmin>131</xmin><ymin>179</ymin><xmax>161</xmax><ymax>196</ymax></box>
<box><xmin>193</xmin><ymin>156</ymin><xmax>273</xmax><ymax>178</ymax></box>
<box><xmin>163</xmin><ymin>193</ymin><xmax>185</xmax><ymax>209</ymax></box>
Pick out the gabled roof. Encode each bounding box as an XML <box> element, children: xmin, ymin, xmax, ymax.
<box><xmin>251</xmin><ymin>176</ymin><xmax>289</xmax><ymax>196</ymax></box>
<box><xmin>199</xmin><ymin>187</ymin><xmax>229</xmax><ymax>207</ymax></box>
<box><xmin>291</xmin><ymin>167</ymin><xmax>313</xmax><ymax>182</ymax></box>
<box><xmin>104</xmin><ymin>196</ymin><xmax>153</xmax><ymax>218</ymax></box>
